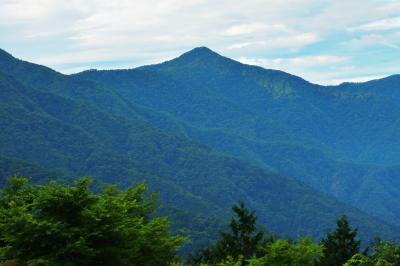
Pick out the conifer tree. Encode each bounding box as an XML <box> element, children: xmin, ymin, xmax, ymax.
<box><xmin>191</xmin><ymin>201</ymin><xmax>266</xmax><ymax>265</ymax></box>
<box><xmin>219</xmin><ymin>201</ymin><xmax>264</xmax><ymax>260</ymax></box>
<box><xmin>320</xmin><ymin>215</ymin><xmax>360</xmax><ymax>266</ymax></box>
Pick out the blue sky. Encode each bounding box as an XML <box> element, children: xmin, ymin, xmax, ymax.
<box><xmin>1</xmin><ymin>0</ymin><xmax>400</xmax><ymax>84</ymax></box>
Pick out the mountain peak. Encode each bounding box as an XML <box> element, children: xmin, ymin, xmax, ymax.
<box><xmin>178</xmin><ymin>46</ymin><xmax>221</xmax><ymax>60</ymax></box>
<box><xmin>187</xmin><ymin>46</ymin><xmax>215</xmax><ymax>54</ymax></box>
<box><xmin>158</xmin><ymin>46</ymin><xmax>237</xmax><ymax>69</ymax></box>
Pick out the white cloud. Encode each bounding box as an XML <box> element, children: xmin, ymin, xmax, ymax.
<box><xmin>228</xmin><ymin>41</ymin><xmax>266</xmax><ymax>49</ymax></box>
<box><xmin>223</xmin><ymin>23</ymin><xmax>289</xmax><ymax>36</ymax></box>
<box><xmin>227</xmin><ymin>32</ymin><xmax>319</xmax><ymax>52</ymax></box>
<box><xmin>236</xmin><ymin>55</ymin><xmax>349</xmax><ymax>84</ymax></box>
<box><xmin>280</xmin><ymin>33</ymin><xmax>319</xmax><ymax>50</ymax></box>
<box><xmin>348</xmin><ymin>17</ymin><xmax>400</xmax><ymax>31</ymax></box>
<box><xmin>344</xmin><ymin>34</ymin><xmax>398</xmax><ymax>49</ymax></box>
<box><xmin>237</xmin><ymin>55</ymin><xmax>348</xmax><ymax>69</ymax></box>
<box><xmin>379</xmin><ymin>1</ymin><xmax>400</xmax><ymax>14</ymax></box>
<box><xmin>0</xmin><ymin>0</ymin><xmax>55</xmax><ymax>23</ymax></box>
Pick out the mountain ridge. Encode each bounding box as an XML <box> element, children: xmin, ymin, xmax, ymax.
<box><xmin>1</xmin><ymin>47</ymin><xmax>400</xmax><ymax>253</ymax></box>
<box><xmin>75</xmin><ymin>46</ymin><xmax>398</xmax><ymax>87</ymax></box>
<box><xmin>73</xmin><ymin>47</ymin><xmax>400</xmax><ymax>227</ymax></box>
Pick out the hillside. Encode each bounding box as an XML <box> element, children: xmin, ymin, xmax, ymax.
<box><xmin>1</xmin><ymin>48</ymin><xmax>400</xmax><ymax>253</ymax></box>
<box><xmin>76</xmin><ymin>47</ymin><xmax>400</xmax><ymax>227</ymax></box>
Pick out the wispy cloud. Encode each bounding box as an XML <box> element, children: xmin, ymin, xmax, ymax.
<box><xmin>344</xmin><ymin>34</ymin><xmax>398</xmax><ymax>49</ymax></box>
<box><xmin>222</xmin><ymin>23</ymin><xmax>289</xmax><ymax>36</ymax></box>
<box><xmin>237</xmin><ymin>55</ymin><xmax>349</xmax><ymax>84</ymax></box>
<box><xmin>228</xmin><ymin>32</ymin><xmax>319</xmax><ymax>51</ymax></box>
<box><xmin>348</xmin><ymin>17</ymin><xmax>400</xmax><ymax>31</ymax></box>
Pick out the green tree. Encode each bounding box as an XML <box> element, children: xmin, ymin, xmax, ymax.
<box><xmin>249</xmin><ymin>237</ymin><xmax>323</xmax><ymax>266</ymax></box>
<box><xmin>342</xmin><ymin>254</ymin><xmax>372</xmax><ymax>266</ymax></box>
<box><xmin>320</xmin><ymin>215</ymin><xmax>361</xmax><ymax>266</ymax></box>
<box><xmin>0</xmin><ymin>177</ymin><xmax>185</xmax><ymax>266</ymax></box>
<box><xmin>343</xmin><ymin>241</ymin><xmax>400</xmax><ymax>265</ymax></box>
<box><xmin>371</xmin><ymin>240</ymin><xmax>400</xmax><ymax>265</ymax></box>
<box><xmin>190</xmin><ymin>201</ymin><xmax>266</xmax><ymax>265</ymax></box>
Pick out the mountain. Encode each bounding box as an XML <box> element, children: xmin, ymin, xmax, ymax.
<box><xmin>0</xmin><ymin>156</ymin><xmax>70</xmax><ymax>187</ymax></box>
<box><xmin>76</xmin><ymin>47</ymin><xmax>400</xmax><ymax>228</ymax></box>
<box><xmin>335</xmin><ymin>74</ymin><xmax>400</xmax><ymax>103</ymax></box>
<box><xmin>1</xmin><ymin>47</ymin><xmax>400</xmax><ymax>253</ymax></box>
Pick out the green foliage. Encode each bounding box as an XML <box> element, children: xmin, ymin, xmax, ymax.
<box><xmin>343</xmin><ymin>254</ymin><xmax>372</xmax><ymax>266</ymax></box>
<box><xmin>189</xmin><ymin>202</ymin><xmax>267</xmax><ymax>265</ymax></box>
<box><xmin>343</xmin><ymin>240</ymin><xmax>400</xmax><ymax>265</ymax></box>
<box><xmin>249</xmin><ymin>237</ymin><xmax>323</xmax><ymax>266</ymax></box>
<box><xmin>0</xmin><ymin>177</ymin><xmax>185</xmax><ymax>266</ymax></box>
<box><xmin>216</xmin><ymin>256</ymin><xmax>244</xmax><ymax>266</ymax></box>
<box><xmin>370</xmin><ymin>240</ymin><xmax>400</xmax><ymax>265</ymax></box>
<box><xmin>320</xmin><ymin>215</ymin><xmax>361</xmax><ymax>266</ymax></box>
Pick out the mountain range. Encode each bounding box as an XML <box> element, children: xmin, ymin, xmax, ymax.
<box><xmin>1</xmin><ymin>47</ymin><xmax>399</xmax><ymax>252</ymax></box>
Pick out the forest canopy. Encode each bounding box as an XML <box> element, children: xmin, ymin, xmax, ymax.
<box><xmin>0</xmin><ymin>177</ymin><xmax>185</xmax><ymax>266</ymax></box>
<box><xmin>0</xmin><ymin>177</ymin><xmax>399</xmax><ymax>266</ymax></box>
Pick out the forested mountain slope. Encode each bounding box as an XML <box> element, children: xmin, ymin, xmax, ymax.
<box><xmin>75</xmin><ymin>47</ymin><xmax>400</xmax><ymax>227</ymax></box>
<box><xmin>1</xmin><ymin>48</ymin><xmax>400</xmax><ymax>252</ymax></box>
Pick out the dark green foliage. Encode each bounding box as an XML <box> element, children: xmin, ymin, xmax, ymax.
<box><xmin>193</xmin><ymin>208</ymin><xmax>400</xmax><ymax>266</ymax></box>
<box><xmin>0</xmin><ymin>177</ymin><xmax>185</xmax><ymax>265</ymax></box>
<box><xmin>320</xmin><ymin>216</ymin><xmax>361</xmax><ymax>266</ymax></box>
<box><xmin>190</xmin><ymin>202</ymin><xmax>324</xmax><ymax>266</ymax></box>
<box><xmin>217</xmin><ymin>202</ymin><xmax>265</xmax><ymax>262</ymax></box>
<box><xmin>191</xmin><ymin>202</ymin><xmax>267</xmax><ymax>265</ymax></box>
